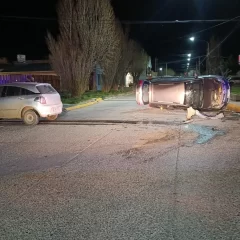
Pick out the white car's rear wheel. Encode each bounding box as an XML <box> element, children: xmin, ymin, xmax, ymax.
<box><xmin>47</xmin><ymin>115</ymin><xmax>58</xmax><ymax>121</ymax></box>
<box><xmin>23</xmin><ymin>110</ymin><xmax>39</xmax><ymax>125</ymax></box>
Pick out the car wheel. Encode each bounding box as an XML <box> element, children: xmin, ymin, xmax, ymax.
<box><xmin>23</xmin><ymin>110</ymin><xmax>39</xmax><ymax>125</ymax></box>
<box><xmin>47</xmin><ymin>115</ymin><xmax>58</xmax><ymax>121</ymax></box>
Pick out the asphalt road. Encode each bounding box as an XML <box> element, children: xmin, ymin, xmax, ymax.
<box><xmin>0</xmin><ymin>95</ymin><xmax>240</xmax><ymax>239</ymax></box>
<box><xmin>59</xmin><ymin>95</ymin><xmax>189</xmax><ymax>123</ymax></box>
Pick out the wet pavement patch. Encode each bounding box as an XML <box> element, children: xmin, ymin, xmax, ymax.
<box><xmin>183</xmin><ymin>124</ymin><xmax>225</xmax><ymax>144</ymax></box>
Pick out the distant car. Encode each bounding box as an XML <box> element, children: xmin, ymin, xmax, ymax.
<box><xmin>0</xmin><ymin>82</ymin><xmax>63</xmax><ymax>125</ymax></box>
<box><xmin>136</xmin><ymin>75</ymin><xmax>230</xmax><ymax>111</ymax></box>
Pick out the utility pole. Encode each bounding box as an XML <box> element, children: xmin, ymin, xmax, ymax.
<box><xmin>207</xmin><ymin>42</ymin><xmax>210</xmax><ymax>74</ymax></box>
<box><xmin>198</xmin><ymin>57</ymin><xmax>201</xmax><ymax>75</ymax></box>
<box><xmin>155</xmin><ymin>58</ymin><xmax>158</xmax><ymax>72</ymax></box>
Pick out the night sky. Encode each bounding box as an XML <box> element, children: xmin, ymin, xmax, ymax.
<box><xmin>1</xmin><ymin>0</ymin><xmax>240</xmax><ymax>72</ymax></box>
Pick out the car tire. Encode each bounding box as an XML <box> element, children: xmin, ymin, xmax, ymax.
<box><xmin>47</xmin><ymin>115</ymin><xmax>58</xmax><ymax>121</ymax></box>
<box><xmin>23</xmin><ymin>110</ymin><xmax>39</xmax><ymax>126</ymax></box>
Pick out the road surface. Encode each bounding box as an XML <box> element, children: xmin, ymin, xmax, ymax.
<box><xmin>59</xmin><ymin>95</ymin><xmax>189</xmax><ymax>123</ymax></box>
<box><xmin>0</xmin><ymin>95</ymin><xmax>239</xmax><ymax>239</ymax></box>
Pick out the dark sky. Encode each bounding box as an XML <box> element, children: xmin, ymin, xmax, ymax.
<box><xmin>1</xmin><ymin>0</ymin><xmax>240</xmax><ymax>72</ymax></box>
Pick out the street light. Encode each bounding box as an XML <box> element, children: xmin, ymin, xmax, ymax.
<box><xmin>189</xmin><ymin>36</ymin><xmax>210</xmax><ymax>74</ymax></box>
<box><xmin>159</xmin><ymin>67</ymin><xmax>163</xmax><ymax>76</ymax></box>
<box><xmin>187</xmin><ymin>58</ymin><xmax>190</xmax><ymax>61</ymax></box>
<box><xmin>187</xmin><ymin>54</ymin><xmax>191</xmax><ymax>57</ymax></box>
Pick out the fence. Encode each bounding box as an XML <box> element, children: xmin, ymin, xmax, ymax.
<box><xmin>0</xmin><ymin>72</ymin><xmax>61</xmax><ymax>91</ymax></box>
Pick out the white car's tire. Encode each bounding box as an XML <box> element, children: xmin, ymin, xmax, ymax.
<box><xmin>23</xmin><ymin>110</ymin><xmax>39</xmax><ymax>126</ymax></box>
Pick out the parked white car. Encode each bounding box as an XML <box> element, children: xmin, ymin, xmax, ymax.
<box><xmin>0</xmin><ymin>82</ymin><xmax>63</xmax><ymax>125</ymax></box>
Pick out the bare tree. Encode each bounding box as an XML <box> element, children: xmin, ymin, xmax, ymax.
<box><xmin>112</xmin><ymin>27</ymin><xmax>134</xmax><ymax>90</ymax></box>
<box><xmin>129</xmin><ymin>41</ymin><xmax>149</xmax><ymax>84</ymax></box>
<box><xmin>100</xmin><ymin>20</ymin><xmax>121</xmax><ymax>92</ymax></box>
<box><xmin>47</xmin><ymin>0</ymin><xmax>116</xmax><ymax>97</ymax></box>
<box><xmin>207</xmin><ymin>35</ymin><xmax>222</xmax><ymax>75</ymax></box>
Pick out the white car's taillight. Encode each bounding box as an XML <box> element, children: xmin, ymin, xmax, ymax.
<box><xmin>34</xmin><ymin>96</ymin><xmax>46</xmax><ymax>104</ymax></box>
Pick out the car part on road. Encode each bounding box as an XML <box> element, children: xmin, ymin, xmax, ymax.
<box><xmin>186</xmin><ymin>107</ymin><xmax>225</xmax><ymax>121</ymax></box>
<box><xmin>196</xmin><ymin>111</ymin><xmax>225</xmax><ymax>119</ymax></box>
<box><xmin>23</xmin><ymin>110</ymin><xmax>39</xmax><ymax>125</ymax></box>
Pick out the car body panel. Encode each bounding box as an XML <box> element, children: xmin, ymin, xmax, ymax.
<box><xmin>200</xmin><ymin>75</ymin><xmax>230</xmax><ymax>110</ymax></box>
<box><xmin>150</xmin><ymin>82</ymin><xmax>185</xmax><ymax>105</ymax></box>
<box><xmin>136</xmin><ymin>80</ymin><xmax>149</xmax><ymax>105</ymax></box>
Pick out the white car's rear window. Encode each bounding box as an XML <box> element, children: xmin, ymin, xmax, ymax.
<box><xmin>36</xmin><ymin>85</ymin><xmax>57</xmax><ymax>94</ymax></box>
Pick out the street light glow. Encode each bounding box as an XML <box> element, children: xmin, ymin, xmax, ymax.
<box><xmin>159</xmin><ymin>68</ymin><xmax>163</xmax><ymax>71</ymax></box>
<box><xmin>188</xmin><ymin>54</ymin><xmax>191</xmax><ymax>57</ymax></box>
<box><xmin>190</xmin><ymin>37</ymin><xmax>195</xmax><ymax>41</ymax></box>
<box><xmin>187</xmin><ymin>58</ymin><xmax>190</xmax><ymax>61</ymax></box>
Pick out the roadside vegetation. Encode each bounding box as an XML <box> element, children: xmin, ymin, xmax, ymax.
<box><xmin>231</xmin><ymin>85</ymin><xmax>240</xmax><ymax>95</ymax></box>
<box><xmin>61</xmin><ymin>88</ymin><xmax>133</xmax><ymax>104</ymax></box>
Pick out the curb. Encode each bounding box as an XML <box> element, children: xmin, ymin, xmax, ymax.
<box><xmin>230</xmin><ymin>94</ymin><xmax>240</xmax><ymax>101</ymax></box>
<box><xmin>65</xmin><ymin>98</ymin><xmax>102</xmax><ymax>111</ymax></box>
<box><xmin>226</xmin><ymin>103</ymin><xmax>240</xmax><ymax>113</ymax></box>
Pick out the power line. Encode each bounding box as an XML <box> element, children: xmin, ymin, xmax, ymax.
<box><xmin>175</xmin><ymin>15</ymin><xmax>240</xmax><ymax>40</ymax></box>
<box><xmin>200</xmin><ymin>20</ymin><xmax>240</xmax><ymax>65</ymax></box>
<box><xmin>158</xmin><ymin>55</ymin><xmax>206</xmax><ymax>65</ymax></box>
<box><xmin>0</xmin><ymin>15</ymin><xmax>240</xmax><ymax>24</ymax></box>
<box><xmin>187</xmin><ymin>15</ymin><xmax>240</xmax><ymax>36</ymax></box>
<box><xmin>122</xmin><ymin>19</ymin><xmax>240</xmax><ymax>24</ymax></box>
<box><xmin>151</xmin><ymin>15</ymin><xmax>240</xmax><ymax>45</ymax></box>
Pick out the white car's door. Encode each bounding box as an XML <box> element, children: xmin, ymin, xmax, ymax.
<box><xmin>1</xmin><ymin>86</ymin><xmax>23</xmax><ymax>119</ymax></box>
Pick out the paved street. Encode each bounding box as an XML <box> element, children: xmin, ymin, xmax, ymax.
<box><xmin>0</xmin><ymin>95</ymin><xmax>240</xmax><ymax>239</ymax></box>
<box><xmin>59</xmin><ymin>94</ymin><xmax>189</xmax><ymax>123</ymax></box>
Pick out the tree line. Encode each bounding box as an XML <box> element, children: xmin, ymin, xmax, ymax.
<box><xmin>47</xmin><ymin>0</ymin><xmax>149</xmax><ymax>97</ymax></box>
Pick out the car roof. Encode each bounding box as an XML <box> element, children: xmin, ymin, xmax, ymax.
<box><xmin>150</xmin><ymin>77</ymin><xmax>201</xmax><ymax>83</ymax></box>
<box><xmin>0</xmin><ymin>82</ymin><xmax>51</xmax><ymax>93</ymax></box>
<box><xmin>0</xmin><ymin>82</ymin><xmax>50</xmax><ymax>87</ymax></box>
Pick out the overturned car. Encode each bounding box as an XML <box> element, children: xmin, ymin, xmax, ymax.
<box><xmin>136</xmin><ymin>75</ymin><xmax>230</xmax><ymax>111</ymax></box>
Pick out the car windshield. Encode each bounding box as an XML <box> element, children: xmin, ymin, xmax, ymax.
<box><xmin>36</xmin><ymin>85</ymin><xmax>57</xmax><ymax>94</ymax></box>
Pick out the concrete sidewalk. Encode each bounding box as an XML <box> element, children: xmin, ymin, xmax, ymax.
<box><xmin>64</xmin><ymin>98</ymin><xmax>102</xmax><ymax>111</ymax></box>
<box><xmin>226</xmin><ymin>100</ymin><xmax>240</xmax><ymax>112</ymax></box>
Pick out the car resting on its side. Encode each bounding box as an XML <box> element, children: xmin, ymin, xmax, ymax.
<box><xmin>136</xmin><ymin>75</ymin><xmax>230</xmax><ymax>112</ymax></box>
<box><xmin>0</xmin><ymin>82</ymin><xmax>63</xmax><ymax>125</ymax></box>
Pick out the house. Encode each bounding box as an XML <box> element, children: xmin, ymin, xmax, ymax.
<box><xmin>0</xmin><ymin>59</ymin><xmax>103</xmax><ymax>92</ymax></box>
<box><xmin>0</xmin><ymin>60</ymin><xmax>61</xmax><ymax>91</ymax></box>
<box><xmin>89</xmin><ymin>64</ymin><xmax>103</xmax><ymax>91</ymax></box>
